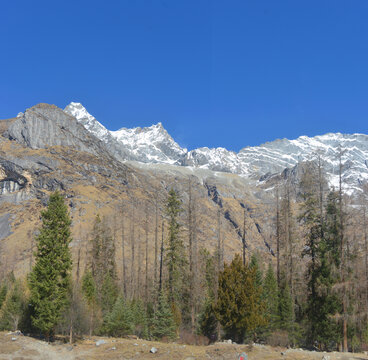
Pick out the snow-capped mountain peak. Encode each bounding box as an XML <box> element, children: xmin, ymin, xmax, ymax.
<box><xmin>64</xmin><ymin>102</ymin><xmax>110</xmax><ymax>141</ymax></box>
<box><xmin>111</xmin><ymin>122</ymin><xmax>187</xmax><ymax>165</ymax></box>
<box><xmin>64</xmin><ymin>102</ymin><xmax>187</xmax><ymax>165</ymax></box>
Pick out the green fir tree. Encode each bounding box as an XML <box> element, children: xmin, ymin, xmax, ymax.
<box><xmin>0</xmin><ymin>283</ymin><xmax>7</xmax><ymax>309</ymax></box>
<box><xmin>263</xmin><ymin>263</ymin><xmax>278</xmax><ymax>330</ymax></box>
<box><xmin>28</xmin><ymin>191</ymin><xmax>72</xmax><ymax>340</ymax></box>
<box><xmin>100</xmin><ymin>272</ymin><xmax>118</xmax><ymax>315</ymax></box>
<box><xmin>131</xmin><ymin>299</ymin><xmax>149</xmax><ymax>338</ymax></box>
<box><xmin>0</xmin><ymin>280</ymin><xmax>26</xmax><ymax>331</ymax></box>
<box><xmin>151</xmin><ymin>291</ymin><xmax>177</xmax><ymax>340</ymax></box>
<box><xmin>198</xmin><ymin>298</ymin><xmax>218</xmax><ymax>340</ymax></box>
<box><xmin>105</xmin><ymin>295</ymin><xmax>133</xmax><ymax>337</ymax></box>
<box><xmin>214</xmin><ymin>254</ymin><xmax>267</xmax><ymax>343</ymax></box>
<box><xmin>165</xmin><ymin>188</ymin><xmax>187</xmax><ymax>329</ymax></box>
<box><xmin>277</xmin><ymin>276</ymin><xmax>293</xmax><ymax>331</ymax></box>
<box><xmin>81</xmin><ymin>270</ymin><xmax>98</xmax><ymax>336</ymax></box>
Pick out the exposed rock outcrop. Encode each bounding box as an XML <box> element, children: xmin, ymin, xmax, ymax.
<box><xmin>5</xmin><ymin>103</ymin><xmax>106</xmax><ymax>156</ymax></box>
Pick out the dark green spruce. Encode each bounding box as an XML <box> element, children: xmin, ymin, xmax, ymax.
<box><xmin>28</xmin><ymin>191</ymin><xmax>73</xmax><ymax>340</ymax></box>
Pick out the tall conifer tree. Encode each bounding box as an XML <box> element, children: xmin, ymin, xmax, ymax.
<box><xmin>165</xmin><ymin>188</ymin><xmax>187</xmax><ymax>328</ymax></box>
<box><xmin>214</xmin><ymin>254</ymin><xmax>267</xmax><ymax>343</ymax></box>
<box><xmin>28</xmin><ymin>191</ymin><xmax>72</xmax><ymax>340</ymax></box>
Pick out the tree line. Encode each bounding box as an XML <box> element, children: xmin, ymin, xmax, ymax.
<box><xmin>0</xmin><ymin>156</ymin><xmax>368</xmax><ymax>352</ymax></box>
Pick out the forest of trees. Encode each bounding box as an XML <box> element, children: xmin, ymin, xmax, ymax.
<box><xmin>1</xmin><ymin>156</ymin><xmax>368</xmax><ymax>353</ymax></box>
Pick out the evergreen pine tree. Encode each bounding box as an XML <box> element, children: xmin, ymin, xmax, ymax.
<box><xmin>309</xmin><ymin>238</ymin><xmax>340</xmax><ymax>349</ymax></box>
<box><xmin>299</xmin><ymin>165</ymin><xmax>324</xmax><ymax>346</ymax></box>
<box><xmin>151</xmin><ymin>291</ymin><xmax>176</xmax><ymax>340</ymax></box>
<box><xmin>307</xmin><ymin>190</ymin><xmax>341</xmax><ymax>349</ymax></box>
<box><xmin>28</xmin><ymin>191</ymin><xmax>72</xmax><ymax>340</ymax></box>
<box><xmin>0</xmin><ymin>283</ymin><xmax>7</xmax><ymax>309</ymax></box>
<box><xmin>214</xmin><ymin>254</ymin><xmax>267</xmax><ymax>343</ymax></box>
<box><xmin>198</xmin><ymin>298</ymin><xmax>218</xmax><ymax>340</ymax></box>
<box><xmin>325</xmin><ymin>190</ymin><xmax>341</xmax><ymax>267</ymax></box>
<box><xmin>250</xmin><ymin>254</ymin><xmax>263</xmax><ymax>289</ymax></box>
<box><xmin>89</xmin><ymin>215</ymin><xmax>118</xmax><ymax>316</ymax></box>
<box><xmin>105</xmin><ymin>295</ymin><xmax>133</xmax><ymax>337</ymax></box>
<box><xmin>165</xmin><ymin>188</ymin><xmax>187</xmax><ymax>329</ymax></box>
<box><xmin>0</xmin><ymin>280</ymin><xmax>26</xmax><ymax>331</ymax></box>
<box><xmin>263</xmin><ymin>263</ymin><xmax>278</xmax><ymax>330</ymax></box>
<box><xmin>277</xmin><ymin>276</ymin><xmax>293</xmax><ymax>331</ymax></box>
<box><xmin>299</xmin><ymin>168</ymin><xmax>341</xmax><ymax>348</ymax></box>
<box><xmin>100</xmin><ymin>272</ymin><xmax>118</xmax><ymax>315</ymax></box>
<box><xmin>131</xmin><ymin>299</ymin><xmax>149</xmax><ymax>338</ymax></box>
<box><xmin>197</xmin><ymin>248</ymin><xmax>218</xmax><ymax>340</ymax></box>
<box><xmin>81</xmin><ymin>270</ymin><xmax>98</xmax><ymax>336</ymax></box>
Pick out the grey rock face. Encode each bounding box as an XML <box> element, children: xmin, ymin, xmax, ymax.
<box><xmin>0</xmin><ymin>160</ymin><xmax>28</xmax><ymax>195</ymax></box>
<box><xmin>0</xmin><ymin>213</ymin><xmax>12</xmax><ymax>240</ymax></box>
<box><xmin>5</xmin><ymin>103</ymin><xmax>106</xmax><ymax>156</ymax></box>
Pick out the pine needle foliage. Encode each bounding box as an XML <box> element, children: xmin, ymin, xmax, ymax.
<box><xmin>105</xmin><ymin>295</ymin><xmax>133</xmax><ymax>337</ymax></box>
<box><xmin>151</xmin><ymin>291</ymin><xmax>177</xmax><ymax>340</ymax></box>
<box><xmin>165</xmin><ymin>189</ymin><xmax>186</xmax><ymax>301</ymax></box>
<box><xmin>28</xmin><ymin>191</ymin><xmax>72</xmax><ymax>339</ymax></box>
<box><xmin>0</xmin><ymin>283</ymin><xmax>7</xmax><ymax>310</ymax></box>
<box><xmin>81</xmin><ymin>270</ymin><xmax>98</xmax><ymax>336</ymax></box>
<box><xmin>0</xmin><ymin>280</ymin><xmax>27</xmax><ymax>331</ymax></box>
<box><xmin>263</xmin><ymin>263</ymin><xmax>278</xmax><ymax>329</ymax></box>
<box><xmin>214</xmin><ymin>254</ymin><xmax>267</xmax><ymax>343</ymax></box>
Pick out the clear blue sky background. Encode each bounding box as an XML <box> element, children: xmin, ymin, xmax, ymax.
<box><xmin>1</xmin><ymin>1</ymin><xmax>368</xmax><ymax>151</ymax></box>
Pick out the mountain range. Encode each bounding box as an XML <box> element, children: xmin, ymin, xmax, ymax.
<box><xmin>0</xmin><ymin>101</ymin><xmax>367</xmax><ymax>278</ymax></box>
<box><xmin>64</xmin><ymin>102</ymin><xmax>368</xmax><ymax>193</ymax></box>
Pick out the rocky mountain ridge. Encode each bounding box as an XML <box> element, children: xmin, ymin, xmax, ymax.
<box><xmin>64</xmin><ymin>102</ymin><xmax>368</xmax><ymax>192</ymax></box>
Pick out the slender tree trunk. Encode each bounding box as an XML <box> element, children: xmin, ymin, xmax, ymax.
<box><xmin>216</xmin><ymin>208</ymin><xmax>222</xmax><ymax>339</ymax></box>
<box><xmin>364</xmin><ymin>207</ymin><xmax>368</xmax><ymax>313</ymax></box>
<box><xmin>121</xmin><ymin>204</ymin><xmax>127</xmax><ymax>297</ymax></box>
<box><xmin>137</xmin><ymin>228</ymin><xmax>142</xmax><ymax>299</ymax></box>
<box><xmin>145</xmin><ymin>202</ymin><xmax>149</xmax><ymax>303</ymax></box>
<box><xmin>154</xmin><ymin>195</ymin><xmax>159</xmax><ymax>290</ymax></box>
<box><xmin>89</xmin><ymin>310</ymin><xmax>93</xmax><ymax>337</ymax></box>
<box><xmin>76</xmin><ymin>247</ymin><xmax>81</xmax><ymax>284</ymax></box>
<box><xmin>242</xmin><ymin>208</ymin><xmax>246</xmax><ymax>266</ymax></box>
<box><xmin>286</xmin><ymin>183</ymin><xmax>294</xmax><ymax>309</ymax></box>
<box><xmin>188</xmin><ymin>178</ymin><xmax>198</xmax><ymax>334</ymax></box>
<box><xmin>318</xmin><ymin>155</ymin><xmax>324</xmax><ymax>237</ymax></box>
<box><xmin>338</xmin><ymin>150</ymin><xmax>348</xmax><ymax>352</ymax></box>
<box><xmin>276</xmin><ymin>186</ymin><xmax>281</xmax><ymax>287</ymax></box>
<box><xmin>159</xmin><ymin>220</ymin><xmax>164</xmax><ymax>293</ymax></box>
<box><xmin>217</xmin><ymin>209</ymin><xmax>222</xmax><ymax>274</ymax></box>
<box><xmin>188</xmin><ymin>178</ymin><xmax>195</xmax><ymax>333</ymax></box>
<box><xmin>192</xmin><ymin>197</ymin><xmax>198</xmax><ymax>335</ymax></box>
<box><xmin>130</xmin><ymin>205</ymin><xmax>135</xmax><ymax>299</ymax></box>
<box><xmin>28</xmin><ymin>230</ymin><xmax>33</xmax><ymax>272</ymax></box>
<box><xmin>69</xmin><ymin>323</ymin><xmax>73</xmax><ymax>344</ymax></box>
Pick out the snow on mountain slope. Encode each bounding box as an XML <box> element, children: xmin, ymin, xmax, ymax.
<box><xmin>186</xmin><ymin>133</ymin><xmax>368</xmax><ymax>193</ymax></box>
<box><xmin>64</xmin><ymin>102</ymin><xmax>111</xmax><ymax>142</ymax></box>
<box><xmin>239</xmin><ymin>133</ymin><xmax>368</xmax><ymax>186</ymax></box>
<box><xmin>111</xmin><ymin>123</ymin><xmax>186</xmax><ymax>165</ymax></box>
<box><xmin>64</xmin><ymin>102</ymin><xmax>368</xmax><ymax>191</ymax></box>
<box><xmin>64</xmin><ymin>102</ymin><xmax>186</xmax><ymax>164</ymax></box>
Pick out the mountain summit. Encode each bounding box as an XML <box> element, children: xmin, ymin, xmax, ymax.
<box><xmin>64</xmin><ymin>102</ymin><xmax>186</xmax><ymax>165</ymax></box>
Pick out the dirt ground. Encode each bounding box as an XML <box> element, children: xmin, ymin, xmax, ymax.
<box><xmin>1</xmin><ymin>332</ymin><xmax>368</xmax><ymax>360</ymax></box>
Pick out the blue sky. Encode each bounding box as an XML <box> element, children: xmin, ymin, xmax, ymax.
<box><xmin>1</xmin><ymin>1</ymin><xmax>368</xmax><ymax>151</ymax></box>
